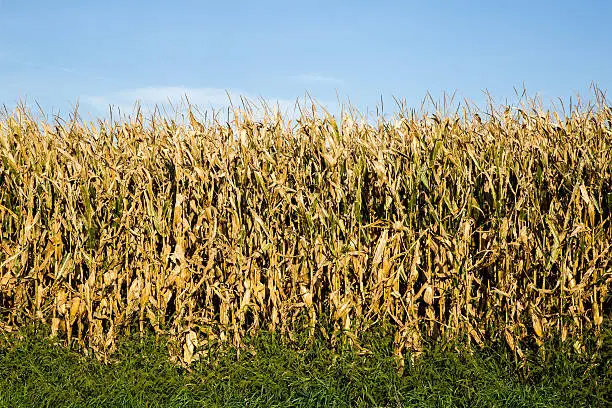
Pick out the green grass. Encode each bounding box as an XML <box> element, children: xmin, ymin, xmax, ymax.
<box><xmin>0</xmin><ymin>322</ymin><xmax>610</xmax><ymax>408</ymax></box>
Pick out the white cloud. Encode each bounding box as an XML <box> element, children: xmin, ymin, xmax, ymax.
<box><xmin>81</xmin><ymin>86</ymin><xmax>339</xmax><ymax>120</ymax></box>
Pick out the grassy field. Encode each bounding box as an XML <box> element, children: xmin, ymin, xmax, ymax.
<box><xmin>1</xmin><ymin>97</ymin><xmax>611</xmax><ymax>405</ymax></box>
<box><xmin>0</xmin><ymin>320</ymin><xmax>610</xmax><ymax>407</ymax></box>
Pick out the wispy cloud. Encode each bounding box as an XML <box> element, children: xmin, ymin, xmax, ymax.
<box><xmin>0</xmin><ymin>51</ymin><xmax>73</xmax><ymax>73</ymax></box>
<box><xmin>290</xmin><ymin>73</ymin><xmax>344</xmax><ymax>84</ymax></box>
<box><xmin>81</xmin><ymin>86</ymin><xmax>334</xmax><ymax>119</ymax></box>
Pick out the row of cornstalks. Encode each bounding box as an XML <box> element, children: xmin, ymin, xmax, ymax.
<box><xmin>0</xmin><ymin>101</ymin><xmax>610</xmax><ymax>368</ymax></box>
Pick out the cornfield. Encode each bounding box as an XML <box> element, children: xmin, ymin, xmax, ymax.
<box><xmin>1</xmin><ymin>97</ymin><xmax>611</xmax><ymax>369</ymax></box>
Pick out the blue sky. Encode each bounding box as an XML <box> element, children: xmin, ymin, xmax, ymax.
<box><xmin>1</xmin><ymin>0</ymin><xmax>610</xmax><ymax>119</ymax></box>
